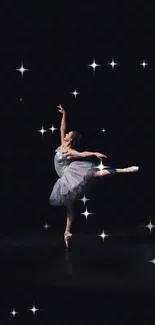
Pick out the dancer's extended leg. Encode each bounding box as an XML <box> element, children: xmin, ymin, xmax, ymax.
<box><xmin>94</xmin><ymin>166</ymin><xmax>139</xmax><ymax>177</ymax></box>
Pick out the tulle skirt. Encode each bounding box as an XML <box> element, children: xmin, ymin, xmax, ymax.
<box><xmin>49</xmin><ymin>160</ymin><xmax>98</xmax><ymax>206</ymax></box>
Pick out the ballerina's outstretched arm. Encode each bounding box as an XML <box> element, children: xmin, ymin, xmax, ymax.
<box><xmin>64</xmin><ymin>149</ymin><xmax>107</xmax><ymax>159</ymax></box>
<box><xmin>57</xmin><ymin>104</ymin><xmax>66</xmax><ymax>145</ymax></box>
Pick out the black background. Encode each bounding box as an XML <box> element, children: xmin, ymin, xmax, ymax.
<box><xmin>1</xmin><ymin>2</ymin><xmax>155</xmax><ymax>323</ymax></box>
<box><xmin>1</xmin><ymin>2</ymin><xmax>154</xmax><ymax>233</ymax></box>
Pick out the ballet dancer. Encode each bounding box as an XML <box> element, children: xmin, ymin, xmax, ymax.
<box><xmin>49</xmin><ymin>104</ymin><xmax>139</xmax><ymax>247</ymax></box>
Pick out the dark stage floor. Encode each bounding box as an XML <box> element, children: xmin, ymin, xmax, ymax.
<box><xmin>0</xmin><ymin>227</ymin><xmax>155</xmax><ymax>323</ymax></box>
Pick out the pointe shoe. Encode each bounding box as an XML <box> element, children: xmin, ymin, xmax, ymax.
<box><xmin>64</xmin><ymin>231</ymin><xmax>72</xmax><ymax>248</ymax></box>
<box><xmin>123</xmin><ymin>166</ymin><xmax>139</xmax><ymax>173</ymax></box>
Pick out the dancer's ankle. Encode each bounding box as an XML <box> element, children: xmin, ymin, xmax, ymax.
<box><xmin>65</xmin><ymin>229</ymin><xmax>71</xmax><ymax>234</ymax></box>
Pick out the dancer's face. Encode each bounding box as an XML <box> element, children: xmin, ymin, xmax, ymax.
<box><xmin>64</xmin><ymin>131</ymin><xmax>72</xmax><ymax>143</ymax></box>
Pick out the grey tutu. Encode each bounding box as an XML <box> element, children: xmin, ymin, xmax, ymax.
<box><xmin>49</xmin><ymin>145</ymin><xmax>98</xmax><ymax>206</ymax></box>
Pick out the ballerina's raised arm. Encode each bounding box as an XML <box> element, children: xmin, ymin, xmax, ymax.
<box><xmin>57</xmin><ymin>104</ymin><xmax>66</xmax><ymax>145</ymax></box>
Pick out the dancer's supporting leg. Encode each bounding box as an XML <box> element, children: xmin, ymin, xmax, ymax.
<box><xmin>64</xmin><ymin>201</ymin><xmax>74</xmax><ymax>247</ymax></box>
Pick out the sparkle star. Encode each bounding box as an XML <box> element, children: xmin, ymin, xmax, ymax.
<box><xmin>88</xmin><ymin>59</ymin><xmax>100</xmax><ymax>72</ymax></box>
<box><xmin>49</xmin><ymin>124</ymin><xmax>58</xmax><ymax>133</ymax></box>
<box><xmin>140</xmin><ymin>60</ymin><xmax>148</xmax><ymax>68</ymax></box>
<box><xmin>96</xmin><ymin>159</ymin><xmax>109</xmax><ymax>175</ymax></box>
<box><xmin>98</xmin><ymin>229</ymin><xmax>109</xmax><ymax>241</ymax></box>
<box><xmin>29</xmin><ymin>305</ymin><xmax>39</xmax><ymax>315</ymax></box>
<box><xmin>101</xmin><ymin>128</ymin><xmax>106</xmax><ymax>133</ymax></box>
<box><xmin>10</xmin><ymin>309</ymin><xmax>18</xmax><ymax>317</ymax></box>
<box><xmin>108</xmin><ymin>58</ymin><xmax>119</xmax><ymax>70</ymax></box>
<box><xmin>78</xmin><ymin>193</ymin><xmax>90</xmax><ymax>205</ymax></box>
<box><xmin>19</xmin><ymin>98</ymin><xmax>23</xmax><ymax>102</ymax></box>
<box><xmin>43</xmin><ymin>223</ymin><xmax>51</xmax><ymax>230</ymax></box>
<box><xmin>16</xmin><ymin>63</ymin><xmax>29</xmax><ymax>76</ymax></box>
<box><xmin>37</xmin><ymin>126</ymin><xmax>47</xmax><ymax>136</ymax></box>
<box><xmin>144</xmin><ymin>220</ymin><xmax>155</xmax><ymax>233</ymax></box>
<box><xmin>71</xmin><ymin>89</ymin><xmax>80</xmax><ymax>97</ymax></box>
<box><xmin>80</xmin><ymin>207</ymin><xmax>93</xmax><ymax>221</ymax></box>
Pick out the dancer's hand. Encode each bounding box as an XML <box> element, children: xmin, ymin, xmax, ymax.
<box><xmin>57</xmin><ymin>104</ymin><xmax>65</xmax><ymax>114</ymax></box>
<box><xmin>95</xmin><ymin>152</ymin><xmax>107</xmax><ymax>159</ymax></box>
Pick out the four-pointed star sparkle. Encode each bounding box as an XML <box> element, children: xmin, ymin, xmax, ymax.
<box><xmin>140</xmin><ymin>60</ymin><xmax>148</xmax><ymax>68</ymax></box>
<box><xmin>98</xmin><ymin>229</ymin><xmax>109</xmax><ymax>241</ymax></box>
<box><xmin>108</xmin><ymin>58</ymin><xmax>119</xmax><ymax>69</ymax></box>
<box><xmin>101</xmin><ymin>128</ymin><xmax>106</xmax><ymax>133</ymax></box>
<box><xmin>71</xmin><ymin>89</ymin><xmax>80</xmax><ymax>97</ymax></box>
<box><xmin>29</xmin><ymin>305</ymin><xmax>39</xmax><ymax>315</ymax></box>
<box><xmin>144</xmin><ymin>220</ymin><xmax>155</xmax><ymax>233</ymax></box>
<box><xmin>16</xmin><ymin>63</ymin><xmax>29</xmax><ymax>76</ymax></box>
<box><xmin>37</xmin><ymin>126</ymin><xmax>47</xmax><ymax>136</ymax></box>
<box><xmin>10</xmin><ymin>309</ymin><xmax>18</xmax><ymax>317</ymax></box>
<box><xmin>96</xmin><ymin>159</ymin><xmax>109</xmax><ymax>175</ymax></box>
<box><xmin>49</xmin><ymin>124</ymin><xmax>58</xmax><ymax>133</ymax></box>
<box><xmin>43</xmin><ymin>223</ymin><xmax>51</xmax><ymax>230</ymax></box>
<box><xmin>78</xmin><ymin>193</ymin><xmax>90</xmax><ymax>205</ymax></box>
<box><xmin>88</xmin><ymin>59</ymin><xmax>100</xmax><ymax>72</ymax></box>
<box><xmin>80</xmin><ymin>207</ymin><xmax>93</xmax><ymax>221</ymax></box>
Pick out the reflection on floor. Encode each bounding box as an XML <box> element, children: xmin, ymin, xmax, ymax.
<box><xmin>0</xmin><ymin>228</ymin><xmax>155</xmax><ymax>323</ymax></box>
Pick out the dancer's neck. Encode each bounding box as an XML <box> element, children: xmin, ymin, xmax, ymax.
<box><xmin>62</xmin><ymin>141</ymin><xmax>71</xmax><ymax>150</ymax></box>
